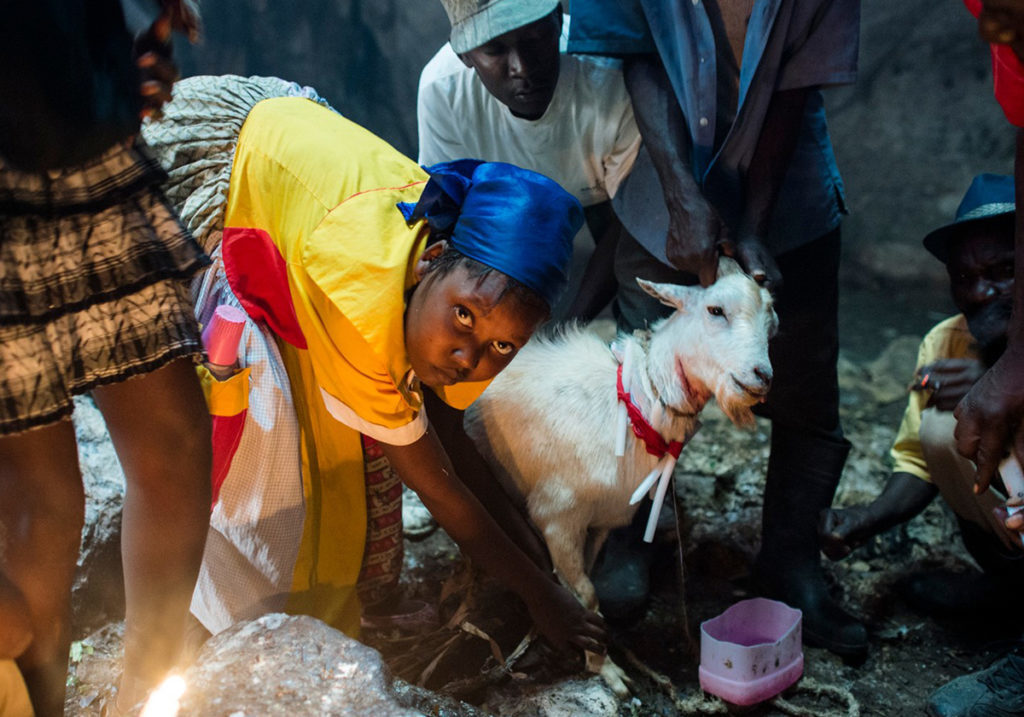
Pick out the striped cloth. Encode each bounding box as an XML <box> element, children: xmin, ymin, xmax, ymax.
<box><xmin>0</xmin><ymin>138</ymin><xmax>208</xmax><ymax>434</ymax></box>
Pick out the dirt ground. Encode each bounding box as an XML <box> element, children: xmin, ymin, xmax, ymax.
<box><xmin>63</xmin><ymin>279</ymin><xmax>1020</xmax><ymax>716</ymax></box>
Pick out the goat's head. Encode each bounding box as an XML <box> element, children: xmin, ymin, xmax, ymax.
<box><xmin>638</xmin><ymin>257</ymin><xmax>778</xmax><ymax>428</ymax></box>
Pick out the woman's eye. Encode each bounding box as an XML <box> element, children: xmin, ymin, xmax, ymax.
<box><xmin>492</xmin><ymin>341</ymin><xmax>514</xmax><ymax>356</ymax></box>
<box><xmin>455</xmin><ymin>306</ymin><xmax>473</xmax><ymax>328</ymax></box>
<box><xmin>707</xmin><ymin>305</ymin><xmax>725</xmax><ymax>317</ymax></box>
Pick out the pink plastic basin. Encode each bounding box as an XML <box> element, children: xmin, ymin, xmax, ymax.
<box><xmin>699</xmin><ymin>597</ymin><xmax>803</xmax><ymax>706</ymax></box>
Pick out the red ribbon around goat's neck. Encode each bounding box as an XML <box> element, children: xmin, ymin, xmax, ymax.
<box><xmin>617</xmin><ymin>364</ymin><xmax>683</xmax><ymax>460</ymax></box>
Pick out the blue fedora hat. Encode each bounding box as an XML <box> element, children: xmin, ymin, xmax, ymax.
<box><xmin>923</xmin><ymin>174</ymin><xmax>1015</xmax><ymax>262</ymax></box>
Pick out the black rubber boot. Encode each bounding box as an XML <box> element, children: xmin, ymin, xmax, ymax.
<box><xmin>752</xmin><ymin>427</ymin><xmax>869</xmax><ymax>660</ymax></box>
<box><xmin>591</xmin><ymin>495</ymin><xmax>675</xmax><ymax>624</ymax></box>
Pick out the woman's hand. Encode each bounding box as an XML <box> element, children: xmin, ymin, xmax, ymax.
<box><xmin>525</xmin><ymin>581</ymin><xmax>607</xmax><ymax>655</ymax></box>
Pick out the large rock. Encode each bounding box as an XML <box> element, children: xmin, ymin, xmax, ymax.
<box><xmin>177</xmin><ymin>614</ymin><xmax>421</xmax><ymax>716</ymax></box>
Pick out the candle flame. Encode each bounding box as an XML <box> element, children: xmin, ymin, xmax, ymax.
<box><xmin>139</xmin><ymin>674</ymin><xmax>186</xmax><ymax>717</ymax></box>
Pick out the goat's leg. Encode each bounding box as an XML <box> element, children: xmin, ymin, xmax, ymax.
<box><xmin>538</xmin><ymin>517</ymin><xmax>597</xmax><ymax>611</ymax></box>
<box><xmin>584</xmin><ymin>527</ymin><xmax>611</xmax><ymax>574</ymax></box>
<box><xmin>541</xmin><ymin>521</ymin><xmax>632</xmax><ymax>697</ymax></box>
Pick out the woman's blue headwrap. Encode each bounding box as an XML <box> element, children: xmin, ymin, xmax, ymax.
<box><xmin>397</xmin><ymin>159</ymin><xmax>583</xmax><ymax>308</ymax></box>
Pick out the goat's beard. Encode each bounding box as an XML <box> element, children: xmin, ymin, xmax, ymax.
<box><xmin>716</xmin><ymin>395</ymin><xmax>758</xmax><ymax>429</ymax></box>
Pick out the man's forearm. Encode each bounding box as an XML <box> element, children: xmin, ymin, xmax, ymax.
<box><xmin>623</xmin><ymin>55</ymin><xmax>702</xmax><ymax>209</ymax></box>
<box><xmin>623</xmin><ymin>54</ymin><xmax>720</xmax><ymax>283</ymax></box>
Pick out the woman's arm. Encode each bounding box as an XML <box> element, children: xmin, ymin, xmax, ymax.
<box><xmin>379</xmin><ymin>426</ymin><xmax>606</xmax><ymax>654</ymax></box>
<box><xmin>422</xmin><ymin>388</ymin><xmax>553</xmax><ymax>572</ymax></box>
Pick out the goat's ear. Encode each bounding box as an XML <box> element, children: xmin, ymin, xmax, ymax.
<box><xmin>636</xmin><ymin>278</ymin><xmax>695</xmax><ymax>311</ymax></box>
<box><xmin>717</xmin><ymin>256</ymin><xmax>744</xmax><ymax>278</ymax></box>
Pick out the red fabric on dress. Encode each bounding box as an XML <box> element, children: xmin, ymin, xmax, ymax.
<box><xmin>210</xmin><ymin>410</ymin><xmax>246</xmax><ymax>508</ymax></box>
<box><xmin>221</xmin><ymin>227</ymin><xmax>308</xmax><ymax>349</ymax></box>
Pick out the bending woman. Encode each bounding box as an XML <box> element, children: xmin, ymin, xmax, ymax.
<box><xmin>142</xmin><ymin>75</ymin><xmax>606</xmax><ymax>654</ymax></box>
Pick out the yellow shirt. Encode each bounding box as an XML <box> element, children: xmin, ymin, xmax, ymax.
<box><xmin>890</xmin><ymin>314</ymin><xmax>979</xmax><ymax>481</ymax></box>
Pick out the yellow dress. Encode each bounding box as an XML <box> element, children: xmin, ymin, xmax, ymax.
<box><xmin>199</xmin><ymin>97</ymin><xmax>488</xmax><ymax>635</ymax></box>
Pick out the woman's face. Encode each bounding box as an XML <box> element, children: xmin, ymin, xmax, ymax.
<box><xmin>405</xmin><ymin>251</ymin><xmax>546</xmax><ymax>388</ymax></box>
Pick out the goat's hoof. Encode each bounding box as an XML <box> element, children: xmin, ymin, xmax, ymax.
<box><xmin>586</xmin><ymin>651</ymin><xmax>632</xmax><ymax>698</ymax></box>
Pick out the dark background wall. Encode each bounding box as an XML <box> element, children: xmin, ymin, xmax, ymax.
<box><xmin>158</xmin><ymin>0</ymin><xmax>1014</xmax><ymax>288</ymax></box>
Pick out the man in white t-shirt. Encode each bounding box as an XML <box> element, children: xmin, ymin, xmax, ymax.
<box><xmin>418</xmin><ymin>0</ymin><xmax>641</xmax><ymax>321</ymax></box>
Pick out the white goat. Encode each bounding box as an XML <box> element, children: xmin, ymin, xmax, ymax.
<box><xmin>464</xmin><ymin>257</ymin><xmax>777</xmax><ymax>694</ymax></box>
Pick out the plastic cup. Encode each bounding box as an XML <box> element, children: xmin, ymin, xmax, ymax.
<box><xmin>699</xmin><ymin>597</ymin><xmax>803</xmax><ymax>706</ymax></box>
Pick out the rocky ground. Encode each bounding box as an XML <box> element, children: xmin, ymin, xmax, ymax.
<box><xmin>58</xmin><ymin>279</ymin><xmax>1021</xmax><ymax>716</ymax></box>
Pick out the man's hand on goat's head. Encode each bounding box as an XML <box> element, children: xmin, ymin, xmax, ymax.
<box><xmin>664</xmin><ymin>192</ymin><xmax>725</xmax><ymax>287</ymax></box>
<box><xmin>726</xmin><ymin>233</ymin><xmax>782</xmax><ymax>293</ymax></box>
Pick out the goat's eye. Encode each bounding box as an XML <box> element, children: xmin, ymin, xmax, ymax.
<box><xmin>454</xmin><ymin>306</ymin><xmax>473</xmax><ymax>328</ymax></box>
<box><xmin>492</xmin><ymin>340</ymin><xmax>515</xmax><ymax>356</ymax></box>
<box><xmin>707</xmin><ymin>305</ymin><xmax>725</xmax><ymax>318</ymax></box>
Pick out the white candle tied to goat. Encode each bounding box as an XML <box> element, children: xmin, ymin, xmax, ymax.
<box><xmin>139</xmin><ymin>675</ymin><xmax>186</xmax><ymax>717</ymax></box>
<box><xmin>643</xmin><ymin>455</ymin><xmax>678</xmax><ymax>543</ymax></box>
<box><xmin>614</xmin><ymin>341</ymin><xmax>636</xmax><ymax>457</ymax></box>
<box><xmin>998</xmin><ymin>454</ymin><xmax>1024</xmax><ymax>548</ymax></box>
<box><xmin>630</xmin><ymin>463</ymin><xmax>663</xmax><ymax>506</ymax></box>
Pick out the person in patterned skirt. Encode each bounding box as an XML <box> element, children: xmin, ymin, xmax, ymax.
<box><xmin>0</xmin><ymin>1</ymin><xmax>212</xmax><ymax>714</ymax></box>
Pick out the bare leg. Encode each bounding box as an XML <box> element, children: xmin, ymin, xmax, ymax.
<box><xmin>0</xmin><ymin>420</ymin><xmax>84</xmax><ymax>717</ymax></box>
<box><xmin>91</xmin><ymin>358</ymin><xmax>211</xmax><ymax>709</ymax></box>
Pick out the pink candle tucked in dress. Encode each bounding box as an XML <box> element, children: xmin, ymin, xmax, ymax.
<box><xmin>202</xmin><ymin>305</ymin><xmax>246</xmax><ymax>366</ymax></box>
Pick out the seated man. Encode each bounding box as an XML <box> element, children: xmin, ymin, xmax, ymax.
<box><xmin>418</xmin><ymin>0</ymin><xmax>641</xmax><ymax>322</ymax></box>
<box><xmin>819</xmin><ymin>173</ymin><xmax>1023</xmax><ymax>617</ymax></box>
